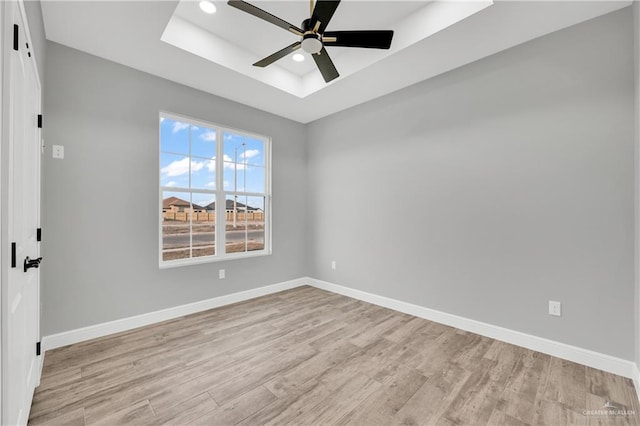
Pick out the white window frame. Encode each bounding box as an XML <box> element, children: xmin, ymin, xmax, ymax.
<box><xmin>159</xmin><ymin>112</ymin><xmax>272</xmax><ymax>268</ymax></box>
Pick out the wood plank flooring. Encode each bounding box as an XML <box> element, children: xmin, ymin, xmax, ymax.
<box><xmin>29</xmin><ymin>286</ymin><xmax>640</xmax><ymax>425</ymax></box>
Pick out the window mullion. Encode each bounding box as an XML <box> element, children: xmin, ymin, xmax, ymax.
<box><xmin>189</xmin><ymin>125</ymin><xmax>193</xmax><ymax>259</ymax></box>
<box><xmin>216</xmin><ymin>128</ymin><xmax>225</xmax><ymax>255</ymax></box>
<box><xmin>222</xmin><ymin>191</ymin><xmax>265</xmax><ymax>197</ymax></box>
<box><xmin>265</xmin><ymin>140</ymin><xmax>271</xmax><ymax>253</ymax></box>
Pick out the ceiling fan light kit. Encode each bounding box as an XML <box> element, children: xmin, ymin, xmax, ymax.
<box><xmin>227</xmin><ymin>0</ymin><xmax>394</xmax><ymax>83</ymax></box>
<box><xmin>302</xmin><ymin>34</ymin><xmax>323</xmax><ymax>54</ymax></box>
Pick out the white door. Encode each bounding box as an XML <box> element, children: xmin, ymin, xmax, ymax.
<box><xmin>2</xmin><ymin>1</ymin><xmax>42</xmax><ymax>424</ymax></box>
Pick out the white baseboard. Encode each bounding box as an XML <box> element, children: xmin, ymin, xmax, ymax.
<box><xmin>41</xmin><ymin>277</ymin><xmax>307</xmax><ymax>351</ymax></box>
<box><xmin>36</xmin><ymin>351</ymin><xmax>44</xmax><ymax>386</ymax></box>
<box><xmin>308</xmin><ymin>278</ymin><xmax>637</xmax><ymax>380</ymax></box>
<box><xmin>633</xmin><ymin>363</ymin><xmax>640</xmax><ymax>402</ymax></box>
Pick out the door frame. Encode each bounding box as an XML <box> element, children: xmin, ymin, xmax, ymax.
<box><xmin>0</xmin><ymin>0</ymin><xmax>43</xmax><ymax>423</ymax></box>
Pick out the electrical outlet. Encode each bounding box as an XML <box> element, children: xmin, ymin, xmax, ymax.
<box><xmin>331</xmin><ymin>261</ymin><xmax>336</xmax><ymax>270</ymax></box>
<box><xmin>219</xmin><ymin>269</ymin><xmax>225</xmax><ymax>279</ymax></box>
<box><xmin>52</xmin><ymin>145</ymin><xmax>64</xmax><ymax>159</ymax></box>
<box><xmin>549</xmin><ymin>300</ymin><xmax>561</xmax><ymax>317</ymax></box>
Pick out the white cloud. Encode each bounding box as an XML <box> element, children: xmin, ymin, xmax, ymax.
<box><xmin>165</xmin><ymin>181</ymin><xmax>177</xmax><ymax>187</ymax></box>
<box><xmin>161</xmin><ymin>157</ymin><xmax>205</xmax><ymax>177</ymax></box>
<box><xmin>160</xmin><ymin>117</ymin><xmax>165</xmax><ymax>123</ymax></box>
<box><xmin>192</xmin><ymin>161</ymin><xmax>205</xmax><ymax>173</ymax></box>
<box><xmin>240</xmin><ymin>149</ymin><xmax>260</xmax><ymax>161</ymax></box>
<box><xmin>225</xmin><ymin>163</ymin><xmax>245</xmax><ymax>170</ymax></box>
<box><xmin>222</xmin><ymin>154</ymin><xmax>246</xmax><ymax>170</ymax></box>
<box><xmin>172</xmin><ymin>122</ymin><xmax>189</xmax><ymax>134</ymax></box>
<box><xmin>206</xmin><ymin>181</ymin><xmax>216</xmax><ymax>187</ymax></box>
<box><xmin>162</xmin><ymin>153</ymin><xmax>254</xmax><ymax>180</ymax></box>
<box><xmin>201</xmin><ymin>131</ymin><xmax>216</xmax><ymax>141</ymax></box>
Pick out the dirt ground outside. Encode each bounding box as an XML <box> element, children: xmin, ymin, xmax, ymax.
<box><xmin>162</xmin><ymin>219</ymin><xmax>265</xmax><ymax>261</ymax></box>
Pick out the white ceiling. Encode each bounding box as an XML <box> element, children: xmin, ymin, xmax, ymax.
<box><xmin>41</xmin><ymin>1</ymin><xmax>631</xmax><ymax>123</ymax></box>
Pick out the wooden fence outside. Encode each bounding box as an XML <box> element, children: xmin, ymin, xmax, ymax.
<box><xmin>163</xmin><ymin>211</ymin><xmax>264</xmax><ymax>222</ymax></box>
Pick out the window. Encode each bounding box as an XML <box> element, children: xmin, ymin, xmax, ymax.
<box><xmin>159</xmin><ymin>113</ymin><xmax>270</xmax><ymax>267</ymax></box>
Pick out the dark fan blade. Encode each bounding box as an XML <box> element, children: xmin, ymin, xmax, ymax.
<box><xmin>311</xmin><ymin>0</ymin><xmax>340</xmax><ymax>34</ymax></box>
<box><xmin>312</xmin><ymin>47</ymin><xmax>339</xmax><ymax>83</ymax></box>
<box><xmin>253</xmin><ymin>42</ymin><xmax>302</xmax><ymax>67</ymax></box>
<box><xmin>323</xmin><ymin>30</ymin><xmax>394</xmax><ymax>49</ymax></box>
<box><xmin>228</xmin><ymin>0</ymin><xmax>303</xmax><ymax>35</ymax></box>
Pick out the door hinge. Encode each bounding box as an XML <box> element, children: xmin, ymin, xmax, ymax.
<box><xmin>36</xmin><ymin>341</ymin><xmax>41</xmax><ymax>356</ymax></box>
<box><xmin>13</xmin><ymin>24</ymin><xmax>18</xmax><ymax>51</ymax></box>
<box><xmin>11</xmin><ymin>242</ymin><xmax>16</xmax><ymax>268</ymax></box>
<box><xmin>37</xmin><ymin>228</ymin><xmax>42</xmax><ymax>242</ymax></box>
<box><xmin>37</xmin><ymin>114</ymin><xmax>42</xmax><ymax>129</ymax></box>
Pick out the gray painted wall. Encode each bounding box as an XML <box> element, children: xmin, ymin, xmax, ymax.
<box><xmin>307</xmin><ymin>9</ymin><xmax>635</xmax><ymax>359</ymax></box>
<box><xmin>42</xmin><ymin>42</ymin><xmax>307</xmax><ymax>335</ymax></box>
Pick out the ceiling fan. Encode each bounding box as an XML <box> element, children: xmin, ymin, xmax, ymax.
<box><xmin>227</xmin><ymin>0</ymin><xmax>394</xmax><ymax>83</ymax></box>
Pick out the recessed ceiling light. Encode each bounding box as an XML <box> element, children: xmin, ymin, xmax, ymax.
<box><xmin>292</xmin><ymin>53</ymin><xmax>305</xmax><ymax>62</ymax></box>
<box><xmin>199</xmin><ymin>0</ymin><xmax>217</xmax><ymax>14</ymax></box>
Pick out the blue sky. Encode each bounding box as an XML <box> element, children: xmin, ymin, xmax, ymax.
<box><xmin>160</xmin><ymin>117</ymin><xmax>266</xmax><ymax>208</ymax></box>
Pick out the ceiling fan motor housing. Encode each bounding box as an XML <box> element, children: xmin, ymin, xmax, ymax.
<box><xmin>301</xmin><ymin>18</ymin><xmax>314</xmax><ymax>32</ymax></box>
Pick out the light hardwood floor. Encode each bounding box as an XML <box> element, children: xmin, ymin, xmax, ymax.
<box><xmin>29</xmin><ymin>286</ymin><xmax>640</xmax><ymax>425</ymax></box>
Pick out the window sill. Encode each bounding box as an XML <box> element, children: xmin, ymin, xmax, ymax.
<box><xmin>159</xmin><ymin>250</ymin><xmax>272</xmax><ymax>269</ymax></box>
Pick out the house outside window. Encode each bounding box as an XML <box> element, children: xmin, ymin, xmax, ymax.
<box><xmin>159</xmin><ymin>112</ymin><xmax>271</xmax><ymax>267</ymax></box>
